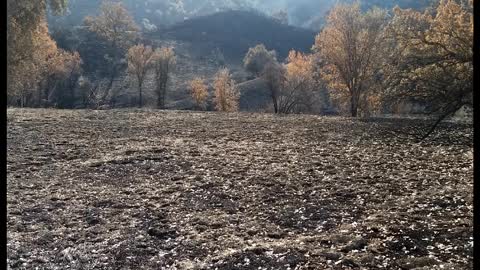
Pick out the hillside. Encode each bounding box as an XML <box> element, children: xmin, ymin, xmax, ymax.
<box><xmin>48</xmin><ymin>0</ymin><xmax>434</xmax><ymax>31</ymax></box>
<box><xmin>153</xmin><ymin>10</ymin><xmax>317</xmax><ymax>62</ymax></box>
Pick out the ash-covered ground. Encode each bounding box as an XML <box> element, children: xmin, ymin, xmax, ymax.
<box><xmin>7</xmin><ymin>109</ymin><xmax>473</xmax><ymax>269</ymax></box>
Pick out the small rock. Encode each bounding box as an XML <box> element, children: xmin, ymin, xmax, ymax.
<box><xmin>341</xmin><ymin>239</ymin><xmax>368</xmax><ymax>252</ymax></box>
<box><xmin>85</xmin><ymin>215</ymin><xmax>101</xmax><ymax>226</ymax></box>
<box><xmin>322</xmin><ymin>253</ymin><xmax>342</xmax><ymax>261</ymax></box>
<box><xmin>342</xmin><ymin>258</ymin><xmax>359</xmax><ymax>268</ymax></box>
<box><xmin>147</xmin><ymin>227</ymin><xmax>177</xmax><ymax>240</ymax></box>
<box><xmin>397</xmin><ymin>257</ymin><xmax>439</xmax><ymax>269</ymax></box>
<box><xmin>266</xmin><ymin>231</ymin><xmax>286</xmax><ymax>239</ymax></box>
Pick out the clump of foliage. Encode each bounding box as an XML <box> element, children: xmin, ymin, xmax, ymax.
<box><xmin>189</xmin><ymin>77</ymin><xmax>209</xmax><ymax>110</ymax></box>
<box><xmin>278</xmin><ymin>50</ymin><xmax>318</xmax><ymax>114</ymax></box>
<box><xmin>213</xmin><ymin>68</ymin><xmax>239</xmax><ymax>112</ymax></box>
<box><xmin>243</xmin><ymin>44</ymin><xmax>278</xmax><ymax>77</ymax></box>
<box><xmin>383</xmin><ymin>0</ymin><xmax>473</xmax><ymax>139</ymax></box>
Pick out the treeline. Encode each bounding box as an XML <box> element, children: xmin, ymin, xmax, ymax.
<box><xmin>8</xmin><ymin>0</ymin><xmax>472</xmax><ymax>128</ymax></box>
<box><xmin>241</xmin><ymin>0</ymin><xmax>472</xmax><ymax>122</ymax></box>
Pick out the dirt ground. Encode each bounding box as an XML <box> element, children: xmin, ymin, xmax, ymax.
<box><xmin>6</xmin><ymin>109</ymin><xmax>473</xmax><ymax>270</ymax></box>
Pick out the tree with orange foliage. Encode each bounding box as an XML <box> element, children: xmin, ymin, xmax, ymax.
<box><xmin>127</xmin><ymin>44</ymin><xmax>155</xmax><ymax>107</ymax></box>
<box><xmin>278</xmin><ymin>50</ymin><xmax>317</xmax><ymax>114</ymax></box>
<box><xmin>189</xmin><ymin>77</ymin><xmax>209</xmax><ymax>110</ymax></box>
<box><xmin>313</xmin><ymin>2</ymin><xmax>388</xmax><ymax>117</ymax></box>
<box><xmin>384</xmin><ymin>0</ymin><xmax>473</xmax><ymax>139</ymax></box>
<box><xmin>213</xmin><ymin>68</ymin><xmax>239</xmax><ymax>112</ymax></box>
<box><xmin>7</xmin><ymin>0</ymin><xmax>68</xmax><ymax>106</ymax></box>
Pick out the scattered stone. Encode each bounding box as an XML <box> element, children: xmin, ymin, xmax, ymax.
<box><xmin>341</xmin><ymin>238</ymin><xmax>368</xmax><ymax>252</ymax></box>
<box><xmin>397</xmin><ymin>257</ymin><xmax>439</xmax><ymax>269</ymax></box>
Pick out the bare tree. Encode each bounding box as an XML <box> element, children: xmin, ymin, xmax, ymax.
<box><xmin>261</xmin><ymin>60</ymin><xmax>285</xmax><ymax>113</ymax></box>
<box><xmin>127</xmin><ymin>44</ymin><xmax>155</xmax><ymax>107</ymax></box>
<box><xmin>84</xmin><ymin>0</ymin><xmax>139</xmax><ymax>105</ymax></box>
<box><xmin>152</xmin><ymin>47</ymin><xmax>176</xmax><ymax>109</ymax></box>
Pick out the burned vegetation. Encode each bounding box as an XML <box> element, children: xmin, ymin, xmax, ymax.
<box><xmin>7</xmin><ymin>0</ymin><xmax>474</xmax><ymax>269</ymax></box>
<box><xmin>7</xmin><ymin>109</ymin><xmax>473</xmax><ymax>269</ymax></box>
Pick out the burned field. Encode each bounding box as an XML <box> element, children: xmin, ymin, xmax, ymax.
<box><xmin>7</xmin><ymin>109</ymin><xmax>473</xmax><ymax>269</ymax></box>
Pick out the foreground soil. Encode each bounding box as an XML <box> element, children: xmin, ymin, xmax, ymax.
<box><xmin>7</xmin><ymin>109</ymin><xmax>473</xmax><ymax>270</ymax></box>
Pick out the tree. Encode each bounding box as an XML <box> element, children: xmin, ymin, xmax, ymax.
<box><xmin>152</xmin><ymin>47</ymin><xmax>176</xmax><ymax>109</ymax></box>
<box><xmin>213</xmin><ymin>68</ymin><xmax>240</xmax><ymax>112</ymax></box>
<box><xmin>383</xmin><ymin>0</ymin><xmax>473</xmax><ymax>139</ymax></box>
<box><xmin>7</xmin><ymin>0</ymin><xmax>68</xmax><ymax>105</ymax></box>
<box><xmin>243</xmin><ymin>44</ymin><xmax>277</xmax><ymax>77</ymax></box>
<box><xmin>127</xmin><ymin>44</ymin><xmax>155</xmax><ymax>108</ymax></box>
<box><xmin>37</xmin><ymin>47</ymin><xmax>82</xmax><ymax>108</ymax></box>
<box><xmin>189</xmin><ymin>77</ymin><xmax>209</xmax><ymax>110</ymax></box>
<box><xmin>313</xmin><ymin>2</ymin><xmax>388</xmax><ymax>117</ymax></box>
<box><xmin>84</xmin><ymin>0</ymin><xmax>139</xmax><ymax>105</ymax></box>
<box><xmin>44</xmin><ymin>50</ymin><xmax>83</xmax><ymax>108</ymax></box>
<box><xmin>278</xmin><ymin>50</ymin><xmax>318</xmax><ymax>114</ymax></box>
<box><xmin>25</xmin><ymin>22</ymin><xmax>59</xmax><ymax>107</ymax></box>
<box><xmin>35</xmin><ymin>40</ymin><xmax>66</xmax><ymax>107</ymax></box>
<box><xmin>261</xmin><ymin>60</ymin><xmax>285</xmax><ymax>114</ymax></box>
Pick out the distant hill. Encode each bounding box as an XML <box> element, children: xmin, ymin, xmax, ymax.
<box><xmin>48</xmin><ymin>0</ymin><xmax>435</xmax><ymax>32</ymax></box>
<box><xmin>157</xmin><ymin>10</ymin><xmax>317</xmax><ymax>62</ymax></box>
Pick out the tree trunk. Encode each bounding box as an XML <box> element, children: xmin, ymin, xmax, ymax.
<box><xmin>418</xmin><ymin>102</ymin><xmax>463</xmax><ymax>142</ymax></box>
<box><xmin>156</xmin><ymin>87</ymin><xmax>163</xmax><ymax>109</ymax></box>
<box><xmin>102</xmin><ymin>74</ymin><xmax>115</xmax><ymax>104</ymax></box>
<box><xmin>162</xmin><ymin>82</ymin><xmax>167</xmax><ymax>109</ymax></box>
<box><xmin>138</xmin><ymin>82</ymin><xmax>143</xmax><ymax>108</ymax></box>
<box><xmin>272</xmin><ymin>92</ymin><xmax>278</xmax><ymax>113</ymax></box>
<box><xmin>43</xmin><ymin>82</ymin><xmax>51</xmax><ymax>108</ymax></box>
<box><xmin>37</xmin><ymin>80</ymin><xmax>44</xmax><ymax>107</ymax></box>
<box><xmin>350</xmin><ymin>93</ymin><xmax>359</xmax><ymax>117</ymax></box>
